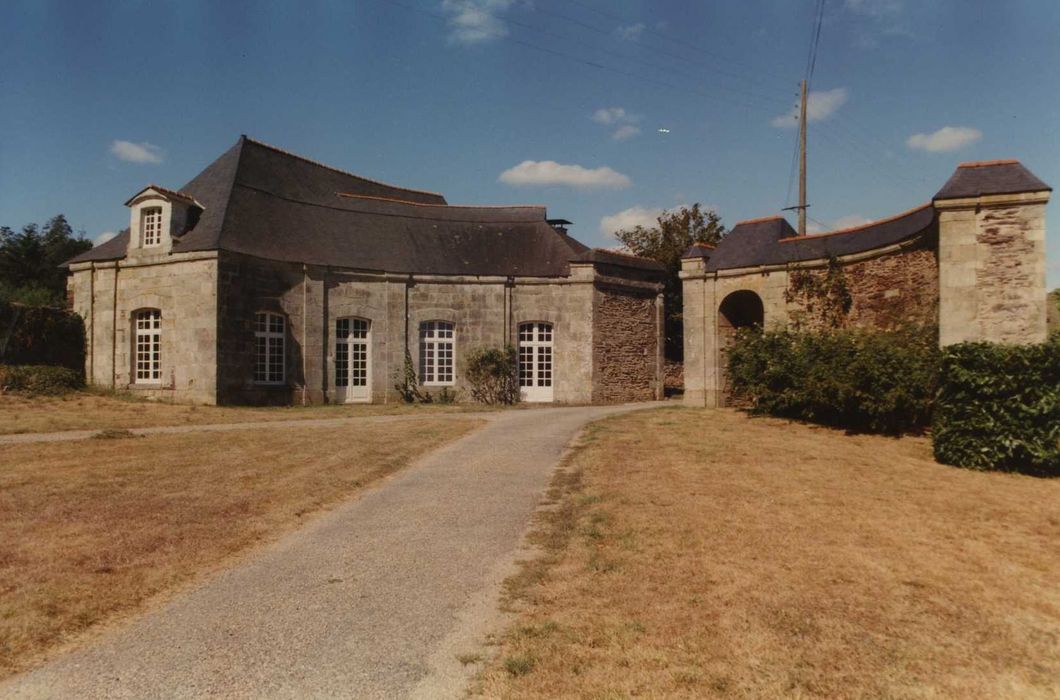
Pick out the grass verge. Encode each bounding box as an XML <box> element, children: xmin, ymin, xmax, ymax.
<box><xmin>475</xmin><ymin>408</ymin><xmax>1060</xmax><ymax>698</ymax></box>
<box><xmin>0</xmin><ymin>391</ymin><xmax>484</xmax><ymax>435</ymax></box>
<box><xmin>0</xmin><ymin>417</ymin><xmax>482</xmax><ymax>679</ymax></box>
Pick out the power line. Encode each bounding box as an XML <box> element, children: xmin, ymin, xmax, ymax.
<box><xmin>560</xmin><ymin>0</ymin><xmax>796</xmax><ymax>85</ymax></box>
<box><xmin>375</xmin><ymin>0</ymin><xmax>791</xmax><ymax>118</ymax></box>
<box><xmin>538</xmin><ymin>0</ymin><xmax>795</xmax><ymax>95</ymax></box>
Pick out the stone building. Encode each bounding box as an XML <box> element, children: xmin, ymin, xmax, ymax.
<box><xmin>66</xmin><ymin>136</ymin><xmax>665</xmax><ymax>405</ymax></box>
<box><xmin>681</xmin><ymin>159</ymin><xmax>1052</xmax><ymax>407</ymax></box>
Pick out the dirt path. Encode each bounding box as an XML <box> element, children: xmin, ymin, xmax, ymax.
<box><xmin>2</xmin><ymin>403</ymin><xmax>661</xmax><ymax>699</ymax></box>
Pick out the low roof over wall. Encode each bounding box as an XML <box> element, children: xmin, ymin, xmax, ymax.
<box><xmin>685</xmin><ymin>159</ymin><xmax>1050</xmax><ymax>272</ymax></box>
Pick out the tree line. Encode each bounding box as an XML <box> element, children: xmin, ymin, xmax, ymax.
<box><xmin>0</xmin><ymin>215</ymin><xmax>92</xmax><ymax>306</ymax></box>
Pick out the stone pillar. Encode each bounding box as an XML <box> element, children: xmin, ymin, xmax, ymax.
<box><xmin>937</xmin><ymin>188</ymin><xmax>1050</xmax><ymax>346</ymax></box>
<box><xmin>680</xmin><ymin>256</ymin><xmax>713</xmax><ymax>407</ymax></box>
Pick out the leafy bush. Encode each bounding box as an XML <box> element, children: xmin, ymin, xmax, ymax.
<box><xmin>933</xmin><ymin>338</ymin><xmax>1060</xmax><ymax>476</ymax></box>
<box><xmin>726</xmin><ymin>326</ymin><xmax>939</xmax><ymax>435</ymax></box>
<box><xmin>465</xmin><ymin>346</ymin><xmax>518</xmax><ymax>405</ymax></box>
<box><xmin>0</xmin><ymin>300</ymin><xmax>85</xmax><ymax>373</ymax></box>
<box><xmin>0</xmin><ymin>364</ymin><xmax>83</xmax><ymax>395</ymax></box>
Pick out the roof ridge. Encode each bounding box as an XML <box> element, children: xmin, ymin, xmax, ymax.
<box><xmin>235</xmin><ymin>183</ymin><xmax>549</xmax><ymax>225</ymax></box>
<box><xmin>957</xmin><ymin>159</ymin><xmax>1020</xmax><ymax>168</ymax></box>
<box><xmin>777</xmin><ymin>203</ymin><xmax>932</xmax><ymax>243</ymax></box>
<box><xmin>734</xmin><ymin>214</ymin><xmax>784</xmax><ymax>226</ymax></box>
<box><xmin>214</xmin><ymin>138</ymin><xmax>249</xmax><ymax>252</ymax></box>
<box><xmin>241</xmin><ymin>135</ymin><xmax>445</xmax><ymax>200</ymax></box>
<box><xmin>590</xmin><ymin>247</ymin><xmax>655</xmax><ymax>261</ymax></box>
<box><xmin>335</xmin><ymin>192</ymin><xmax>545</xmax><ymax>211</ymax></box>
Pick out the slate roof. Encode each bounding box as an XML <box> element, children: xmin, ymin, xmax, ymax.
<box><xmin>699</xmin><ymin>206</ymin><xmax>935</xmax><ymax>272</ymax></box>
<box><xmin>67</xmin><ymin>136</ymin><xmax>607</xmax><ymax>277</ymax></box>
<box><xmin>571</xmin><ymin>248</ymin><xmax>666</xmax><ymax>272</ymax></box>
<box><xmin>682</xmin><ymin>159</ymin><xmax>1051</xmax><ymax>272</ymax></box>
<box><xmin>934</xmin><ymin>160</ymin><xmax>1052</xmax><ymax>200</ymax></box>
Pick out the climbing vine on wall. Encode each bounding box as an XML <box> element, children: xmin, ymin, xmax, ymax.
<box><xmin>784</xmin><ymin>255</ymin><xmax>853</xmax><ymax>330</ymax></box>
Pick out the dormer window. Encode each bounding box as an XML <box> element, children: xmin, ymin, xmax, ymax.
<box><xmin>142</xmin><ymin>207</ymin><xmax>163</xmax><ymax>246</ymax></box>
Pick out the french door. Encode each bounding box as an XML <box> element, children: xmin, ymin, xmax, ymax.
<box><xmin>518</xmin><ymin>322</ymin><xmax>554</xmax><ymax>402</ymax></box>
<box><xmin>335</xmin><ymin>318</ymin><xmax>371</xmax><ymax>403</ymax></box>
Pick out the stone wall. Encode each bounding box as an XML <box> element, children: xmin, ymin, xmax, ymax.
<box><xmin>591</xmin><ymin>284</ymin><xmax>660</xmax><ymax>403</ymax></box>
<box><xmin>681</xmin><ymin>235</ymin><xmax>938</xmax><ymax>407</ymax></box>
<box><xmin>69</xmin><ymin>253</ymin><xmax>219</xmax><ymax>404</ymax></box>
<box><xmin>72</xmin><ymin>250</ymin><xmax>660</xmax><ymax>407</ymax></box>
<box><xmin>786</xmin><ymin>241</ymin><xmax>939</xmax><ymax>331</ymax></box>
<box><xmin>214</xmin><ymin>254</ymin><xmax>626</xmax><ymax>405</ymax></box>
<box><xmin>938</xmin><ymin>192</ymin><xmax>1049</xmax><ymax>345</ymax></box>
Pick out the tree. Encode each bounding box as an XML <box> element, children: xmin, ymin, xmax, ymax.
<box><xmin>0</xmin><ymin>215</ymin><xmax>92</xmax><ymax>306</ymax></box>
<box><xmin>613</xmin><ymin>204</ymin><xmax>726</xmax><ymax>360</ymax></box>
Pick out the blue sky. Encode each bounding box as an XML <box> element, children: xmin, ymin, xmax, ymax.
<box><xmin>1</xmin><ymin>0</ymin><xmax>1058</xmax><ymax>287</ymax></box>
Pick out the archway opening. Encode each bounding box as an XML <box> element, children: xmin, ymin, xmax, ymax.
<box><xmin>717</xmin><ymin>290</ymin><xmax>764</xmax><ymax>406</ymax></box>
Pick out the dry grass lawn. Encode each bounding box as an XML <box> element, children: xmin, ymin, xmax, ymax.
<box><xmin>0</xmin><ymin>417</ymin><xmax>482</xmax><ymax>680</ymax></box>
<box><xmin>477</xmin><ymin>408</ymin><xmax>1060</xmax><ymax>699</ymax></box>
<box><xmin>0</xmin><ymin>391</ymin><xmax>476</xmax><ymax>435</ymax></box>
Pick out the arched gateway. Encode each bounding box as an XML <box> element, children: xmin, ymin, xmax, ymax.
<box><xmin>680</xmin><ymin>159</ymin><xmax>1051</xmax><ymax>408</ymax></box>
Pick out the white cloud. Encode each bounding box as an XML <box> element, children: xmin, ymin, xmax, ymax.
<box><xmin>110</xmin><ymin>140</ymin><xmax>164</xmax><ymax>164</ymax></box>
<box><xmin>592</xmin><ymin>107</ymin><xmax>630</xmax><ymax>125</ymax></box>
<box><xmin>771</xmin><ymin>88</ymin><xmax>848</xmax><ymax>128</ymax></box>
<box><xmin>441</xmin><ymin>0</ymin><xmax>514</xmax><ymax>44</ymax></box>
<box><xmin>599</xmin><ymin>203</ymin><xmax>692</xmax><ymax>236</ymax></box>
<box><xmin>592</xmin><ymin>107</ymin><xmax>642</xmax><ymax>141</ymax></box>
<box><xmin>906</xmin><ymin>126</ymin><xmax>982</xmax><ymax>153</ymax></box>
<box><xmin>93</xmin><ymin>231</ymin><xmax>118</xmax><ymax>246</ymax></box>
<box><xmin>600</xmin><ymin>206</ymin><xmax>662</xmax><ymax>235</ymax></box>
<box><xmin>616</xmin><ymin>23</ymin><xmax>645</xmax><ymax>40</ymax></box>
<box><xmin>499</xmin><ymin>160</ymin><xmax>631</xmax><ymax>189</ymax></box>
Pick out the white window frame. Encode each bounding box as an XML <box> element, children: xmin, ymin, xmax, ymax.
<box><xmin>335</xmin><ymin>317</ymin><xmax>372</xmax><ymax>402</ymax></box>
<box><xmin>419</xmin><ymin>320</ymin><xmax>455</xmax><ymax>386</ymax></box>
<box><xmin>254</xmin><ymin>311</ymin><xmax>286</xmax><ymax>384</ymax></box>
<box><xmin>141</xmin><ymin>207</ymin><xmax>163</xmax><ymax>247</ymax></box>
<box><xmin>518</xmin><ymin>321</ymin><xmax>554</xmax><ymax>402</ymax></box>
<box><xmin>133</xmin><ymin>309</ymin><xmax>162</xmax><ymax>384</ymax></box>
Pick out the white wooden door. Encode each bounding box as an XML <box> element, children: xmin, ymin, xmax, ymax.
<box><xmin>335</xmin><ymin>318</ymin><xmax>371</xmax><ymax>403</ymax></box>
<box><xmin>518</xmin><ymin>322</ymin><xmax>554</xmax><ymax>402</ymax></box>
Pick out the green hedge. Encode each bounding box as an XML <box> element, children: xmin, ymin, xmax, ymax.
<box><xmin>0</xmin><ymin>301</ymin><xmax>85</xmax><ymax>373</ymax></box>
<box><xmin>0</xmin><ymin>364</ymin><xmax>84</xmax><ymax>395</ymax></box>
<box><xmin>933</xmin><ymin>338</ymin><xmax>1060</xmax><ymax>477</ymax></box>
<box><xmin>726</xmin><ymin>326</ymin><xmax>939</xmax><ymax>435</ymax></box>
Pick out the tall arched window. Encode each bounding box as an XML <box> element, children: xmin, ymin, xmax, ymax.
<box><xmin>133</xmin><ymin>309</ymin><xmax>162</xmax><ymax>384</ymax></box>
<box><xmin>419</xmin><ymin>321</ymin><xmax>454</xmax><ymax>385</ymax></box>
<box><xmin>254</xmin><ymin>311</ymin><xmax>286</xmax><ymax>384</ymax></box>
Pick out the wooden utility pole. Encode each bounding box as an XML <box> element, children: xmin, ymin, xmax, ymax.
<box><xmin>798</xmin><ymin>79</ymin><xmax>808</xmax><ymax>237</ymax></box>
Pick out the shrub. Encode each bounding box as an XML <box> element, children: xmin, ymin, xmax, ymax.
<box><xmin>393</xmin><ymin>347</ymin><xmax>427</xmax><ymax>403</ymax></box>
<box><xmin>0</xmin><ymin>301</ymin><xmax>85</xmax><ymax>374</ymax></box>
<box><xmin>465</xmin><ymin>346</ymin><xmax>518</xmax><ymax>405</ymax></box>
<box><xmin>0</xmin><ymin>364</ymin><xmax>83</xmax><ymax>395</ymax></box>
<box><xmin>727</xmin><ymin>325</ymin><xmax>939</xmax><ymax>435</ymax></box>
<box><xmin>933</xmin><ymin>338</ymin><xmax>1060</xmax><ymax>477</ymax></box>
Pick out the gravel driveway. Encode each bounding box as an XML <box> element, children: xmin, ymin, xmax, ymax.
<box><xmin>3</xmin><ymin>403</ymin><xmax>660</xmax><ymax>699</ymax></box>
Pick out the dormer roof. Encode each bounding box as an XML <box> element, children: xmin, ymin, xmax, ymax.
<box><xmin>123</xmin><ymin>185</ymin><xmax>203</xmax><ymax>208</ymax></box>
